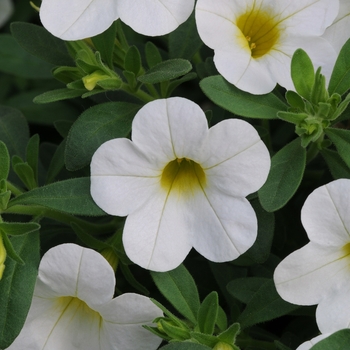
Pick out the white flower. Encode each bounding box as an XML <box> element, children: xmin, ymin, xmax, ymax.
<box><xmin>274</xmin><ymin>179</ymin><xmax>350</xmax><ymax>334</ymax></box>
<box><xmin>195</xmin><ymin>0</ymin><xmax>339</xmax><ymax>94</ymax></box>
<box><xmin>0</xmin><ymin>0</ymin><xmax>13</xmax><ymax>28</ymax></box>
<box><xmin>6</xmin><ymin>243</ymin><xmax>162</xmax><ymax>350</ymax></box>
<box><xmin>296</xmin><ymin>334</ymin><xmax>330</xmax><ymax>350</ymax></box>
<box><xmin>39</xmin><ymin>0</ymin><xmax>195</xmax><ymax>40</ymax></box>
<box><xmin>90</xmin><ymin>97</ymin><xmax>270</xmax><ymax>272</ymax></box>
<box><xmin>323</xmin><ymin>0</ymin><xmax>350</xmax><ymax>53</ymax></box>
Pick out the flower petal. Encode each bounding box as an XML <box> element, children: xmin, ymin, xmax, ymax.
<box><xmin>301</xmin><ymin>179</ymin><xmax>350</xmax><ymax>246</ymax></box>
<box><xmin>323</xmin><ymin>0</ymin><xmax>350</xmax><ymax>53</ymax></box>
<box><xmin>122</xmin><ymin>188</ymin><xmax>192</xmax><ymax>272</ymax></box>
<box><xmin>117</xmin><ymin>0</ymin><xmax>195</xmax><ymax>36</ymax></box>
<box><xmin>296</xmin><ymin>334</ymin><xmax>330</xmax><ymax>350</ymax></box>
<box><xmin>274</xmin><ymin>242</ymin><xmax>350</xmax><ymax>305</ymax></box>
<box><xmin>35</xmin><ymin>244</ymin><xmax>115</xmax><ymax>308</ymax></box>
<box><xmin>317</xmin><ymin>285</ymin><xmax>350</xmax><ymax>333</ymax></box>
<box><xmin>201</xmin><ymin>119</ymin><xmax>270</xmax><ymax>197</ymax></box>
<box><xmin>0</xmin><ymin>0</ymin><xmax>13</xmax><ymax>28</ymax></box>
<box><xmin>99</xmin><ymin>293</ymin><xmax>163</xmax><ymax>350</ymax></box>
<box><xmin>91</xmin><ymin>138</ymin><xmax>161</xmax><ymax>216</ymax></box>
<box><xmin>189</xmin><ymin>188</ymin><xmax>258</xmax><ymax>261</ymax></box>
<box><xmin>39</xmin><ymin>0</ymin><xmax>119</xmax><ymax>40</ymax></box>
<box><xmin>131</xmin><ymin>97</ymin><xmax>209</xmax><ymax>163</ymax></box>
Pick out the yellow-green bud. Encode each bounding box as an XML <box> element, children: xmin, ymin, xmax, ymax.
<box><xmin>82</xmin><ymin>71</ymin><xmax>111</xmax><ymax>91</ymax></box>
<box><xmin>0</xmin><ymin>235</ymin><xmax>6</xmax><ymax>280</ymax></box>
<box><xmin>213</xmin><ymin>342</ymin><xmax>235</xmax><ymax>350</ymax></box>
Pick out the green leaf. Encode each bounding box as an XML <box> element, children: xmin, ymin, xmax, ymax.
<box><xmin>190</xmin><ymin>332</ymin><xmax>218</xmax><ymax>348</ymax></box>
<box><xmin>12</xmin><ymin>160</ymin><xmax>37</xmax><ymax>190</ymax></box>
<box><xmin>321</xmin><ymin>148</ymin><xmax>350</xmax><ymax>179</ymax></box>
<box><xmin>311</xmin><ymin>329</ymin><xmax>350</xmax><ymax>350</ymax></box>
<box><xmin>138</xmin><ymin>59</ymin><xmax>192</xmax><ymax>84</ymax></box>
<box><xmin>26</xmin><ymin>134</ymin><xmax>40</xmax><ymax>186</ymax></box>
<box><xmin>0</xmin><ymin>34</ymin><xmax>54</xmax><ymax>79</ymax></box>
<box><xmin>91</xmin><ymin>22</ymin><xmax>116</xmax><ymax>69</ymax></box>
<box><xmin>0</xmin><ymin>222</ymin><xmax>40</xmax><ymax>236</ymax></box>
<box><xmin>151</xmin><ymin>264</ymin><xmax>200</xmax><ymax>324</ymax></box>
<box><xmin>1</xmin><ymin>232</ymin><xmax>24</xmax><ymax>264</ymax></box>
<box><xmin>238</xmin><ymin>280</ymin><xmax>300</xmax><ymax>329</ymax></box>
<box><xmin>200</xmin><ymin>75</ymin><xmax>287</xmax><ymax>119</ymax></box>
<box><xmin>291</xmin><ymin>49</ymin><xmax>315</xmax><ymax>100</ymax></box>
<box><xmin>0</xmin><ymin>106</ymin><xmax>29</xmax><ymax>161</ymax></box>
<box><xmin>65</xmin><ymin>102</ymin><xmax>140</xmax><ymax>171</ymax></box>
<box><xmin>124</xmin><ymin>45</ymin><xmax>142</xmax><ymax>76</ymax></box>
<box><xmin>328</xmin><ymin>38</ymin><xmax>350</xmax><ymax>96</ymax></box>
<box><xmin>0</xmin><ymin>231</ymin><xmax>40</xmax><ymax>348</ymax></box>
<box><xmin>0</xmin><ymin>141</ymin><xmax>10</xmax><ymax>180</ymax></box>
<box><xmin>33</xmin><ymin>88</ymin><xmax>86</xmax><ymax>104</ymax></box>
<box><xmin>285</xmin><ymin>90</ymin><xmax>305</xmax><ymax>110</ymax></box>
<box><xmin>145</xmin><ymin>41</ymin><xmax>162</xmax><ymax>69</ymax></box>
<box><xmin>159</xmin><ymin>319</ymin><xmax>190</xmax><ymax>341</ymax></box>
<box><xmin>169</xmin><ymin>13</ymin><xmax>203</xmax><ymax>60</ymax></box>
<box><xmin>258</xmin><ymin>138</ymin><xmax>306</xmax><ymax>212</ymax></box>
<box><xmin>161</xmin><ymin>343</ymin><xmax>212</xmax><ymax>350</ymax></box>
<box><xmin>217</xmin><ymin>323</ymin><xmax>240</xmax><ymax>345</ymax></box>
<box><xmin>325</xmin><ymin>127</ymin><xmax>350</xmax><ymax>169</ymax></box>
<box><xmin>46</xmin><ymin>139</ymin><xmax>66</xmax><ymax>184</ymax></box>
<box><xmin>8</xmin><ymin>177</ymin><xmax>106</xmax><ymax>216</ymax></box>
<box><xmin>10</xmin><ymin>22</ymin><xmax>73</xmax><ymax>66</ymax></box>
<box><xmin>197</xmin><ymin>292</ymin><xmax>219</xmax><ymax>335</ymax></box>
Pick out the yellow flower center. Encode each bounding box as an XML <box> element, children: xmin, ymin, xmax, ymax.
<box><xmin>342</xmin><ymin>242</ymin><xmax>350</xmax><ymax>258</ymax></box>
<box><xmin>236</xmin><ymin>8</ymin><xmax>280</xmax><ymax>58</ymax></box>
<box><xmin>161</xmin><ymin>158</ymin><xmax>206</xmax><ymax>196</ymax></box>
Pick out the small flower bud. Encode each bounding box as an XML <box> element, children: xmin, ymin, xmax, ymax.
<box><xmin>0</xmin><ymin>235</ymin><xmax>7</xmax><ymax>279</ymax></box>
<box><xmin>213</xmin><ymin>341</ymin><xmax>235</xmax><ymax>350</ymax></box>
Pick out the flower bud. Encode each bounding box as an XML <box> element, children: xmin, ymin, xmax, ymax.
<box><xmin>0</xmin><ymin>235</ymin><xmax>7</xmax><ymax>279</ymax></box>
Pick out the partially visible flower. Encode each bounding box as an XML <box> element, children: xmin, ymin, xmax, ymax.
<box><xmin>0</xmin><ymin>0</ymin><xmax>13</xmax><ymax>28</ymax></box>
<box><xmin>6</xmin><ymin>243</ymin><xmax>162</xmax><ymax>350</ymax></box>
<box><xmin>91</xmin><ymin>97</ymin><xmax>270</xmax><ymax>272</ymax></box>
<box><xmin>195</xmin><ymin>0</ymin><xmax>338</xmax><ymax>94</ymax></box>
<box><xmin>39</xmin><ymin>0</ymin><xmax>195</xmax><ymax>40</ymax></box>
<box><xmin>296</xmin><ymin>334</ymin><xmax>330</xmax><ymax>350</ymax></box>
<box><xmin>274</xmin><ymin>179</ymin><xmax>350</xmax><ymax>334</ymax></box>
<box><xmin>323</xmin><ymin>0</ymin><xmax>350</xmax><ymax>53</ymax></box>
<box><xmin>0</xmin><ymin>234</ymin><xmax>6</xmax><ymax>279</ymax></box>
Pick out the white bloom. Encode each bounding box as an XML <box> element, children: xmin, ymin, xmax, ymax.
<box><xmin>0</xmin><ymin>0</ymin><xmax>13</xmax><ymax>28</ymax></box>
<box><xmin>39</xmin><ymin>0</ymin><xmax>195</xmax><ymax>40</ymax></box>
<box><xmin>296</xmin><ymin>334</ymin><xmax>330</xmax><ymax>350</ymax></box>
<box><xmin>90</xmin><ymin>97</ymin><xmax>270</xmax><ymax>272</ymax></box>
<box><xmin>323</xmin><ymin>0</ymin><xmax>350</xmax><ymax>53</ymax></box>
<box><xmin>274</xmin><ymin>179</ymin><xmax>350</xmax><ymax>334</ymax></box>
<box><xmin>7</xmin><ymin>243</ymin><xmax>162</xmax><ymax>350</ymax></box>
<box><xmin>195</xmin><ymin>0</ymin><xmax>339</xmax><ymax>94</ymax></box>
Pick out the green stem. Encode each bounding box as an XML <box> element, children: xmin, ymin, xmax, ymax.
<box><xmin>120</xmin><ymin>83</ymin><xmax>155</xmax><ymax>103</ymax></box>
<box><xmin>306</xmin><ymin>132</ymin><xmax>324</xmax><ymax>164</ymax></box>
<box><xmin>6</xmin><ymin>181</ymin><xmax>24</xmax><ymax>196</ymax></box>
<box><xmin>4</xmin><ymin>205</ymin><xmax>115</xmax><ymax>234</ymax></box>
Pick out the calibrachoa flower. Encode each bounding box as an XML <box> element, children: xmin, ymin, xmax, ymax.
<box><xmin>323</xmin><ymin>0</ymin><xmax>350</xmax><ymax>53</ymax></box>
<box><xmin>296</xmin><ymin>334</ymin><xmax>330</xmax><ymax>350</ymax></box>
<box><xmin>0</xmin><ymin>0</ymin><xmax>13</xmax><ymax>28</ymax></box>
<box><xmin>39</xmin><ymin>0</ymin><xmax>195</xmax><ymax>40</ymax></box>
<box><xmin>274</xmin><ymin>179</ymin><xmax>350</xmax><ymax>334</ymax></box>
<box><xmin>90</xmin><ymin>97</ymin><xmax>270</xmax><ymax>272</ymax></box>
<box><xmin>6</xmin><ymin>243</ymin><xmax>163</xmax><ymax>350</ymax></box>
<box><xmin>195</xmin><ymin>0</ymin><xmax>339</xmax><ymax>94</ymax></box>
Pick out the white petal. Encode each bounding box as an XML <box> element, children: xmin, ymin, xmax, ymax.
<box><xmin>131</xmin><ymin>97</ymin><xmax>208</xmax><ymax>162</ymax></box>
<box><xmin>190</xmin><ymin>188</ymin><xmax>258</xmax><ymax>261</ymax></box>
<box><xmin>91</xmin><ymin>138</ymin><xmax>161</xmax><ymax>216</ymax></box>
<box><xmin>35</xmin><ymin>244</ymin><xmax>115</xmax><ymax>308</ymax></box>
<box><xmin>301</xmin><ymin>179</ymin><xmax>350</xmax><ymax>246</ymax></box>
<box><xmin>39</xmin><ymin>0</ymin><xmax>119</xmax><ymax>40</ymax></box>
<box><xmin>296</xmin><ymin>334</ymin><xmax>330</xmax><ymax>350</ymax></box>
<box><xmin>323</xmin><ymin>1</ymin><xmax>350</xmax><ymax>53</ymax></box>
<box><xmin>274</xmin><ymin>242</ymin><xmax>350</xmax><ymax>305</ymax></box>
<box><xmin>317</xmin><ymin>285</ymin><xmax>350</xmax><ymax>333</ymax></box>
<box><xmin>0</xmin><ymin>0</ymin><xmax>13</xmax><ymax>28</ymax></box>
<box><xmin>99</xmin><ymin>293</ymin><xmax>163</xmax><ymax>350</ymax></box>
<box><xmin>117</xmin><ymin>0</ymin><xmax>194</xmax><ymax>36</ymax></box>
<box><xmin>201</xmin><ymin>119</ymin><xmax>270</xmax><ymax>197</ymax></box>
<box><xmin>123</xmin><ymin>188</ymin><xmax>192</xmax><ymax>271</ymax></box>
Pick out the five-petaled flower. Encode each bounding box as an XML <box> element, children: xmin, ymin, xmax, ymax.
<box><xmin>195</xmin><ymin>0</ymin><xmax>339</xmax><ymax>94</ymax></box>
<box><xmin>274</xmin><ymin>179</ymin><xmax>350</xmax><ymax>334</ymax></box>
<box><xmin>6</xmin><ymin>243</ymin><xmax>163</xmax><ymax>350</ymax></box>
<box><xmin>90</xmin><ymin>97</ymin><xmax>270</xmax><ymax>272</ymax></box>
<box><xmin>39</xmin><ymin>0</ymin><xmax>195</xmax><ymax>40</ymax></box>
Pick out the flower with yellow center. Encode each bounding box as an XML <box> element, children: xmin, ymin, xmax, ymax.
<box><xmin>195</xmin><ymin>0</ymin><xmax>339</xmax><ymax>94</ymax></box>
<box><xmin>90</xmin><ymin>97</ymin><xmax>271</xmax><ymax>272</ymax></box>
<box><xmin>6</xmin><ymin>243</ymin><xmax>163</xmax><ymax>350</ymax></box>
<box><xmin>39</xmin><ymin>0</ymin><xmax>195</xmax><ymax>40</ymax></box>
<box><xmin>274</xmin><ymin>179</ymin><xmax>350</xmax><ymax>334</ymax></box>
